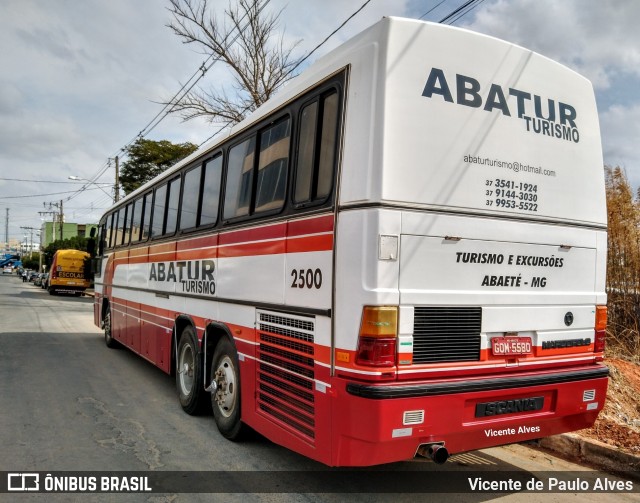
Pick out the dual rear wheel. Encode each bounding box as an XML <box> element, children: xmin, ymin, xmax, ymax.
<box><xmin>176</xmin><ymin>327</ymin><xmax>244</xmax><ymax>439</ymax></box>
<box><xmin>103</xmin><ymin>312</ymin><xmax>244</xmax><ymax>439</ymax></box>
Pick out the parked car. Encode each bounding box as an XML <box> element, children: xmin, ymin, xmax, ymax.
<box><xmin>28</xmin><ymin>271</ymin><xmax>38</xmax><ymax>282</ymax></box>
<box><xmin>2</xmin><ymin>266</ymin><xmax>12</xmax><ymax>274</ymax></box>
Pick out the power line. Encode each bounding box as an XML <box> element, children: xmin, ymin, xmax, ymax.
<box><xmin>66</xmin><ymin>0</ymin><xmax>272</xmax><ymax>206</ymax></box>
<box><xmin>419</xmin><ymin>0</ymin><xmax>449</xmax><ymax>20</ymax></box>
<box><xmin>286</xmin><ymin>0</ymin><xmax>372</xmax><ymax>78</ymax></box>
<box><xmin>62</xmin><ymin>0</ymin><xmax>373</xmax><ymax>206</ymax></box>
<box><xmin>439</xmin><ymin>0</ymin><xmax>487</xmax><ymax>25</ymax></box>
<box><xmin>112</xmin><ymin>0</ymin><xmax>271</xmax><ymax>158</ymax></box>
<box><xmin>0</xmin><ymin>186</ymin><xmax>108</xmax><ymax>200</ymax></box>
<box><xmin>0</xmin><ymin>177</ymin><xmax>110</xmax><ymax>185</ymax></box>
<box><xmin>198</xmin><ymin>0</ymin><xmax>374</xmax><ymax>148</ymax></box>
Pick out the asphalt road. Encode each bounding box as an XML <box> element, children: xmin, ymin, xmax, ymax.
<box><xmin>0</xmin><ymin>273</ymin><xmax>636</xmax><ymax>502</ymax></box>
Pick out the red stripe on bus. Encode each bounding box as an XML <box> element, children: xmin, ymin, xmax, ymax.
<box><xmin>219</xmin><ymin>223</ymin><xmax>287</xmax><ymax>246</ymax></box>
<box><xmin>288</xmin><ymin>214</ymin><xmax>334</xmax><ymax>237</ymax></box>
<box><xmin>287</xmin><ymin>234</ymin><xmax>333</xmax><ymax>253</ymax></box>
<box><xmin>219</xmin><ymin>240</ymin><xmax>287</xmax><ymax>258</ymax></box>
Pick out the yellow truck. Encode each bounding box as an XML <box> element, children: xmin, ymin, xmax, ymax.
<box><xmin>48</xmin><ymin>249</ymin><xmax>90</xmax><ymax>296</ymax></box>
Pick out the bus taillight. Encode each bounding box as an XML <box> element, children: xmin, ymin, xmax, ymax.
<box><xmin>594</xmin><ymin>305</ymin><xmax>607</xmax><ymax>358</ymax></box>
<box><xmin>356</xmin><ymin>307</ymin><xmax>398</xmax><ymax>367</ymax></box>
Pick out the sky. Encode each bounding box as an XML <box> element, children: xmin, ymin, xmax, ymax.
<box><xmin>1</xmin><ymin>0</ymin><xmax>639</xmax><ymax>247</ymax></box>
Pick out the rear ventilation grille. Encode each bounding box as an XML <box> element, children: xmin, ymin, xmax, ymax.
<box><xmin>413</xmin><ymin>307</ymin><xmax>482</xmax><ymax>364</ymax></box>
<box><xmin>403</xmin><ymin>410</ymin><xmax>425</xmax><ymax>425</ymax></box>
<box><xmin>256</xmin><ymin>310</ymin><xmax>316</xmax><ymax>442</ymax></box>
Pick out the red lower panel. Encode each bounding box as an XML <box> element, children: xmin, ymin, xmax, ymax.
<box><xmin>328</xmin><ymin>370</ymin><xmax>608</xmax><ymax>467</ymax></box>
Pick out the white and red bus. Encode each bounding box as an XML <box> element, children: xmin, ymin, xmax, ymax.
<box><xmin>93</xmin><ymin>17</ymin><xmax>608</xmax><ymax>467</ymax></box>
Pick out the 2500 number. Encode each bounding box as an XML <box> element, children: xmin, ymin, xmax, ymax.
<box><xmin>291</xmin><ymin>268</ymin><xmax>323</xmax><ymax>289</ymax></box>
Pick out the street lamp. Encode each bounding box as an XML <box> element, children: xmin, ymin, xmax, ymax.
<box><xmin>68</xmin><ymin>176</ymin><xmax>115</xmax><ymax>201</ymax></box>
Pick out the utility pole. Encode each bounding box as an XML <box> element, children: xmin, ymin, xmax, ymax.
<box><xmin>59</xmin><ymin>199</ymin><xmax>64</xmax><ymax>240</ymax></box>
<box><xmin>114</xmin><ymin>156</ymin><xmax>120</xmax><ymax>202</ymax></box>
<box><xmin>38</xmin><ymin>209</ymin><xmax>58</xmax><ymax>243</ymax></box>
<box><xmin>40</xmin><ymin>201</ymin><xmax>64</xmax><ymax>242</ymax></box>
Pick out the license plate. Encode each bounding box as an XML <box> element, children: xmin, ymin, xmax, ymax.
<box><xmin>491</xmin><ymin>336</ymin><xmax>532</xmax><ymax>356</ymax></box>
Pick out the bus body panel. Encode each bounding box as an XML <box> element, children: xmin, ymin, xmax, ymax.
<box><xmin>338</xmin><ymin>18</ymin><xmax>606</xmax><ymax>228</ymax></box>
<box><xmin>93</xmin><ymin>17</ymin><xmax>607</xmax><ymax>467</ymax></box>
<box><xmin>330</xmin><ymin>367</ymin><xmax>608</xmax><ymax>466</ymax></box>
<box><xmin>329</xmin><ymin>18</ymin><xmax>606</xmax><ymax>465</ymax></box>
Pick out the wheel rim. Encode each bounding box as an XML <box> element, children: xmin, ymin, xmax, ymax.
<box><xmin>213</xmin><ymin>356</ymin><xmax>237</xmax><ymax>418</ymax></box>
<box><xmin>178</xmin><ymin>343</ymin><xmax>195</xmax><ymax>396</ymax></box>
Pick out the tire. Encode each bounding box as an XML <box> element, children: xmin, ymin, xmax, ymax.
<box><xmin>176</xmin><ymin>325</ymin><xmax>209</xmax><ymax>415</ymax></box>
<box><xmin>210</xmin><ymin>337</ymin><xmax>246</xmax><ymax>440</ymax></box>
<box><xmin>48</xmin><ymin>287</ymin><xmax>56</xmax><ymax>295</ymax></box>
<box><xmin>103</xmin><ymin>305</ymin><xmax>119</xmax><ymax>348</ymax></box>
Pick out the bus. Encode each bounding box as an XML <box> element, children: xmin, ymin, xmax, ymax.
<box><xmin>49</xmin><ymin>249</ymin><xmax>91</xmax><ymax>296</ymax></box>
<box><xmin>93</xmin><ymin>17</ymin><xmax>608</xmax><ymax>467</ymax></box>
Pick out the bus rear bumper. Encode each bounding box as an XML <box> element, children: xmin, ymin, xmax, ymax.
<box><xmin>331</xmin><ymin>365</ymin><xmax>608</xmax><ymax>466</ymax></box>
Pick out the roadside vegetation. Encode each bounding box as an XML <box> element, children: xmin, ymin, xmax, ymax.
<box><xmin>605</xmin><ymin>166</ymin><xmax>640</xmax><ymax>361</ymax></box>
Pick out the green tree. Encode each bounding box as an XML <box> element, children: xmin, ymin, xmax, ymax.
<box><xmin>119</xmin><ymin>138</ymin><xmax>198</xmax><ymax>195</ymax></box>
<box><xmin>22</xmin><ymin>252</ymin><xmax>40</xmax><ymax>271</ymax></box>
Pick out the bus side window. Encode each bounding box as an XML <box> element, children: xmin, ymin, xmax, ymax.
<box><xmin>165</xmin><ymin>176</ymin><xmax>181</xmax><ymax>235</ymax></box>
<box><xmin>255</xmin><ymin>117</ymin><xmax>290</xmax><ymax>214</ymax></box>
<box><xmin>98</xmin><ymin>221</ymin><xmax>106</xmax><ymax>255</ymax></box>
<box><xmin>224</xmin><ymin>137</ymin><xmax>256</xmax><ymax>220</ymax></box>
<box><xmin>111</xmin><ymin>211</ymin><xmax>121</xmax><ymax>248</ymax></box>
<box><xmin>130</xmin><ymin>197</ymin><xmax>143</xmax><ymax>242</ymax></box>
<box><xmin>141</xmin><ymin>191</ymin><xmax>152</xmax><ymax>241</ymax></box>
<box><xmin>294</xmin><ymin>90</ymin><xmax>339</xmax><ymax>205</ymax></box>
<box><xmin>151</xmin><ymin>184</ymin><xmax>167</xmax><ymax>238</ymax></box>
<box><xmin>105</xmin><ymin>213</ymin><xmax>114</xmax><ymax>249</ymax></box>
<box><xmin>200</xmin><ymin>154</ymin><xmax>223</xmax><ymax>227</ymax></box>
<box><xmin>123</xmin><ymin>203</ymin><xmax>133</xmax><ymax>246</ymax></box>
<box><xmin>115</xmin><ymin>207</ymin><xmax>127</xmax><ymax>247</ymax></box>
<box><xmin>180</xmin><ymin>166</ymin><xmax>201</xmax><ymax>230</ymax></box>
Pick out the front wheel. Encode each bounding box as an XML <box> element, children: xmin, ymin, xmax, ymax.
<box><xmin>176</xmin><ymin>325</ymin><xmax>209</xmax><ymax>415</ymax></box>
<box><xmin>210</xmin><ymin>337</ymin><xmax>246</xmax><ymax>440</ymax></box>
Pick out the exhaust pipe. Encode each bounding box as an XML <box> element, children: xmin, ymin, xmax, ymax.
<box><xmin>416</xmin><ymin>443</ymin><xmax>449</xmax><ymax>464</ymax></box>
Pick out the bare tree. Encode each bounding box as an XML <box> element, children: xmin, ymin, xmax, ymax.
<box><xmin>166</xmin><ymin>0</ymin><xmax>302</xmax><ymax>126</ymax></box>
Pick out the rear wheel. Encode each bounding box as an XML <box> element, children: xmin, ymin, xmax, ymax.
<box><xmin>210</xmin><ymin>337</ymin><xmax>245</xmax><ymax>440</ymax></box>
<box><xmin>176</xmin><ymin>325</ymin><xmax>209</xmax><ymax>415</ymax></box>
<box><xmin>103</xmin><ymin>305</ymin><xmax>119</xmax><ymax>348</ymax></box>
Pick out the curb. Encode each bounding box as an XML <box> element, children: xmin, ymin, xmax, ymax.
<box><xmin>535</xmin><ymin>433</ymin><xmax>640</xmax><ymax>481</ymax></box>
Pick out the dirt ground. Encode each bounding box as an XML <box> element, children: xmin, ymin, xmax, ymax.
<box><xmin>578</xmin><ymin>357</ymin><xmax>640</xmax><ymax>454</ymax></box>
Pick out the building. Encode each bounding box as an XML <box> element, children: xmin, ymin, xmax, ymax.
<box><xmin>39</xmin><ymin>221</ymin><xmax>98</xmax><ymax>249</ymax></box>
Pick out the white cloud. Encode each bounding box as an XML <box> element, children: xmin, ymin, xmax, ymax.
<box><xmin>600</xmin><ymin>104</ymin><xmax>640</xmax><ymax>172</ymax></box>
<box><xmin>463</xmin><ymin>0</ymin><xmax>640</xmax><ymax>90</ymax></box>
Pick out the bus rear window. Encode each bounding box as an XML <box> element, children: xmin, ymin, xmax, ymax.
<box><xmin>294</xmin><ymin>90</ymin><xmax>339</xmax><ymax>205</ymax></box>
<box><xmin>255</xmin><ymin>118</ymin><xmax>290</xmax><ymax>213</ymax></box>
